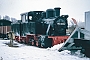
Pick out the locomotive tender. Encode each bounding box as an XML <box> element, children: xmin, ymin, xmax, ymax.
<box><xmin>11</xmin><ymin>7</ymin><xmax>69</xmax><ymax>47</ymax></box>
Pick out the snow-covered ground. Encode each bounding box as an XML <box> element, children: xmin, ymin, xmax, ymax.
<box><xmin>0</xmin><ymin>39</ymin><xmax>90</xmax><ymax>60</ymax></box>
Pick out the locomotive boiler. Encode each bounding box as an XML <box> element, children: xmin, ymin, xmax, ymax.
<box><xmin>12</xmin><ymin>7</ymin><xmax>69</xmax><ymax>47</ymax></box>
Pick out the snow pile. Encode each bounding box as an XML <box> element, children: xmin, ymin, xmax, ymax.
<box><xmin>60</xmin><ymin>50</ymin><xmax>71</xmax><ymax>55</ymax></box>
<box><xmin>47</xmin><ymin>42</ymin><xmax>86</xmax><ymax>58</ymax></box>
<box><xmin>2</xmin><ymin>40</ymin><xmax>23</xmax><ymax>47</ymax></box>
<box><xmin>47</xmin><ymin>43</ymin><xmax>64</xmax><ymax>51</ymax></box>
<box><xmin>0</xmin><ymin>40</ymin><xmax>90</xmax><ymax>60</ymax></box>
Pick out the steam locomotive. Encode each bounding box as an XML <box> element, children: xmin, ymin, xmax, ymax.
<box><xmin>11</xmin><ymin>7</ymin><xmax>69</xmax><ymax>47</ymax></box>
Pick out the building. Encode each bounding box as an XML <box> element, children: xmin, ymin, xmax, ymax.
<box><xmin>85</xmin><ymin>11</ymin><xmax>90</xmax><ymax>39</ymax></box>
<box><xmin>0</xmin><ymin>19</ymin><xmax>11</xmax><ymax>38</ymax></box>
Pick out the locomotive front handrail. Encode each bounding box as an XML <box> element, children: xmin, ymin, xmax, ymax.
<box><xmin>46</xmin><ymin>24</ymin><xmax>51</xmax><ymax>35</ymax></box>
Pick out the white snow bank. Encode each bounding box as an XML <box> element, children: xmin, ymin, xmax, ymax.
<box><xmin>59</xmin><ymin>50</ymin><xmax>71</xmax><ymax>55</ymax></box>
<box><xmin>47</xmin><ymin>43</ymin><xmax>64</xmax><ymax>51</ymax></box>
<box><xmin>0</xmin><ymin>40</ymin><xmax>90</xmax><ymax>60</ymax></box>
<box><xmin>2</xmin><ymin>40</ymin><xmax>23</xmax><ymax>47</ymax></box>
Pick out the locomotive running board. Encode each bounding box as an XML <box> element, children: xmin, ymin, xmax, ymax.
<box><xmin>58</xmin><ymin>27</ymin><xmax>90</xmax><ymax>52</ymax></box>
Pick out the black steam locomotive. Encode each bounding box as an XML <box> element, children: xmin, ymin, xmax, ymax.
<box><xmin>19</xmin><ymin>7</ymin><xmax>68</xmax><ymax>36</ymax></box>
<box><xmin>11</xmin><ymin>7</ymin><xmax>69</xmax><ymax>47</ymax></box>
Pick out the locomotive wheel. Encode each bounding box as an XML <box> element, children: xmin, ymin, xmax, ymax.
<box><xmin>23</xmin><ymin>40</ymin><xmax>26</xmax><ymax>44</ymax></box>
<box><xmin>38</xmin><ymin>40</ymin><xmax>41</xmax><ymax>48</ymax></box>
<box><xmin>32</xmin><ymin>41</ymin><xmax>34</xmax><ymax>45</ymax></box>
<box><xmin>31</xmin><ymin>39</ymin><xmax>36</xmax><ymax>46</ymax></box>
<box><xmin>24</xmin><ymin>40</ymin><xmax>26</xmax><ymax>43</ymax></box>
<box><xmin>29</xmin><ymin>39</ymin><xmax>32</xmax><ymax>45</ymax></box>
<box><xmin>38</xmin><ymin>41</ymin><xmax>41</xmax><ymax>48</ymax></box>
<box><xmin>38</xmin><ymin>43</ymin><xmax>41</xmax><ymax>48</ymax></box>
<box><xmin>41</xmin><ymin>43</ymin><xmax>44</xmax><ymax>48</ymax></box>
<box><xmin>36</xmin><ymin>41</ymin><xmax>38</xmax><ymax>47</ymax></box>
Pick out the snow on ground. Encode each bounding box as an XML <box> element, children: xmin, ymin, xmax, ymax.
<box><xmin>0</xmin><ymin>39</ymin><xmax>90</xmax><ymax>60</ymax></box>
<box><xmin>47</xmin><ymin>43</ymin><xmax>64</xmax><ymax>51</ymax></box>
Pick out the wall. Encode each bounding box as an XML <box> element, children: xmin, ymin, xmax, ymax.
<box><xmin>85</xmin><ymin>11</ymin><xmax>90</xmax><ymax>39</ymax></box>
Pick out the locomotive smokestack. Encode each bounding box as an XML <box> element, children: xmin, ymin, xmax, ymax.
<box><xmin>46</xmin><ymin>9</ymin><xmax>55</xmax><ymax>18</ymax></box>
<box><xmin>54</xmin><ymin>7</ymin><xmax>61</xmax><ymax>16</ymax></box>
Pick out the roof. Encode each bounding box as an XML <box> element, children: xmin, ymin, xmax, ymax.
<box><xmin>0</xmin><ymin>19</ymin><xmax>12</xmax><ymax>26</ymax></box>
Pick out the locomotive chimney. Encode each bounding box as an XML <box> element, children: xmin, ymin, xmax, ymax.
<box><xmin>54</xmin><ymin>7</ymin><xmax>61</xmax><ymax>17</ymax></box>
<box><xmin>46</xmin><ymin>9</ymin><xmax>55</xmax><ymax>18</ymax></box>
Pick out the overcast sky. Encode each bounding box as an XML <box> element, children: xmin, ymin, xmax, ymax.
<box><xmin>0</xmin><ymin>0</ymin><xmax>90</xmax><ymax>22</ymax></box>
